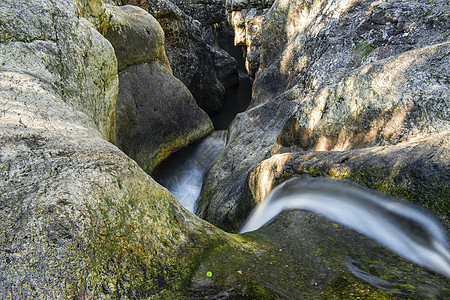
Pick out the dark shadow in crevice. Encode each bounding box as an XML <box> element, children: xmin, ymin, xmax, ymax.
<box><xmin>210</xmin><ymin>33</ymin><xmax>253</xmax><ymax>130</ymax></box>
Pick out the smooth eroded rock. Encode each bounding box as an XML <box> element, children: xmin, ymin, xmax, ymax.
<box><xmin>115</xmin><ymin>61</ymin><xmax>213</xmax><ymax>174</ymax></box>
<box><xmin>200</xmin><ymin>0</ymin><xmax>450</xmax><ymax>231</ymax></box>
<box><xmin>105</xmin><ymin>4</ymin><xmax>169</xmax><ymax>71</ymax></box>
<box><xmin>142</xmin><ymin>0</ymin><xmax>237</xmax><ymax>114</ymax></box>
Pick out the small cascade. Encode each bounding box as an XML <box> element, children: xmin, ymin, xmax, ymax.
<box><xmin>152</xmin><ymin>131</ymin><xmax>228</xmax><ymax>212</ymax></box>
<box><xmin>153</xmin><ymin>30</ymin><xmax>252</xmax><ymax>211</ymax></box>
<box><xmin>240</xmin><ymin>177</ymin><xmax>450</xmax><ymax>278</ymax></box>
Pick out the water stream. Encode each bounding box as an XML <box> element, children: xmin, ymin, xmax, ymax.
<box><xmin>153</xmin><ymin>34</ymin><xmax>251</xmax><ymax>211</ymax></box>
<box><xmin>240</xmin><ymin>177</ymin><xmax>450</xmax><ymax>278</ymax></box>
<box><xmin>152</xmin><ymin>131</ymin><xmax>228</xmax><ymax>212</ymax></box>
<box><xmin>152</xmin><ymin>28</ymin><xmax>450</xmax><ymax>290</ymax></box>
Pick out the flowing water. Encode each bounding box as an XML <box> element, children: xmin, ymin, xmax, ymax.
<box><xmin>152</xmin><ymin>29</ymin><xmax>449</xmax><ymax>294</ymax></box>
<box><xmin>154</xmin><ymin>34</ymin><xmax>251</xmax><ymax>211</ymax></box>
<box><xmin>240</xmin><ymin>177</ymin><xmax>450</xmax><ymax>278</ymax></box>
<box><xmin>152</xmin><ymin>131</ymin><xmax>228</xmax><ymax>212</ymax></box>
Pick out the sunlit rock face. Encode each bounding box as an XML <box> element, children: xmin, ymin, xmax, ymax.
<box><xmin>0</xmin><ymin>0</ymin><xmax>118</xmax><ymax>143</ymax></box>
<box><xmin>250</xmin><ymin>132</ymin><xmax>450</xmax><ymax>227</ymax></box>
<box><xmin>200</xmin><ymin>0</ymin><xmax>450</xmax><ymax>232</ymax></box>
<box><xmin>105</xmin><ymin>4</ymin><xmax>168</xmax><ymax>72</ymax></box>
<box><xmin>226</xmin><ymin>0</ymin><xmax>274</xmax><ymax>76</ymax></box>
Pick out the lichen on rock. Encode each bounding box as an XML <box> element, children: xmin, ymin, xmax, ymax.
<box><xmin>200</xmin><ymin>0</ymin><xmax>450</xmax><ymax>232</ymax></box>
<box><xmin>0</xmin><ymin>0</ymin><xmax>216</xmax><ymax>297</ymax></box>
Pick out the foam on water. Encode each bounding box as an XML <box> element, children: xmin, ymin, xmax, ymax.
<box><xmin>153</xmin><ymin>131</ymin><xmax>227</xmax><ymax>212</ymax></box>
<box><xmin>240</xmin><ymin>177</ymin><xmax>450</xmax><ymax>278</ymax></box>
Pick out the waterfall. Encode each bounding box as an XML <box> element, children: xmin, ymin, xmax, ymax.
<box><xmin>240</xmin><ymin>177</ymin><xmax>450</xmax><ymax>278</ymax></box>
<box><xmin>153</xmin><ymin>131</ymin><xmax>228</xmax><ymax>212</ymax></box>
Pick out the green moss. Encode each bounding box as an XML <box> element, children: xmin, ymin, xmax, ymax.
<box><xmin>69</xmin><ymin>172</ymin><xmax>448</xmax><ymax>299</ymax></box>
<box><xmin>67</xmin><ymin>173</ymin><xmax>240</xmax><ymax>298</ymax></box>
<box><xmin>329</xmin><ymin>167</ymin><xmax>449</xmax><ymax>227</ymax></box>
<box><xmin>195</xmin><ymin>188</ymin><xmax>211</xmax><ymax>217</ymax></box>
<box><xmin>319</xmin><ymin>275</ymin><xmax>401</xmax><ymax>299</ymax></box>
<box><xmin>0</xmin><ymin>28</ymin><xmax>22</xmax><ymax>43</ymax></box>
<box><xmin>186</xmin><ymin>234</ymin><xmax>286</xmax><ymax>298</ymax></box>
<box><xmin>353</xmin><ymin>40</ymin><xmax>375</xmax><ymax>64</ymax></box>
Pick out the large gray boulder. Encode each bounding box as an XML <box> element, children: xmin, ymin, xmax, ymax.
<box><xmin>104</xmin><ymin>4</ymin><xmax>168</xmax><ymax>71</ymax></box>
<box><xmin>0</xmin><ymin>0</ymin><xmax>118</xmax><ymax>143</ymax></box>
<box><xmin>199</xmin><ymin>0</ymin><xmax>450</xmax><ymax>231</ymax></box>
<box><xmin>116</xmin><ymin>61</ymin><xmax>213</xmax><ymax>173</ymax></box>
<box><xmin>0</xmin><ymin>0</ymin><xmax>221</xmax><ymax>297</ymax></box>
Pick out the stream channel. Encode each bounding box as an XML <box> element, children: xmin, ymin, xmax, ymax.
<box><xmin>152</xmin><ymin>36</ymin><xmax>252</xmax><ymax>213</ymax></box>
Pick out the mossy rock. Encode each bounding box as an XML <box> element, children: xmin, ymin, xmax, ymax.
<box><xmin>250</xmin><ymin>133</ymin><xmax>450</xmax><ymax>227</ymax></box>
<box><xmin>190</xmin><ymin>210</ymin><xmax>449</xmax><ymax>299</ymax></box>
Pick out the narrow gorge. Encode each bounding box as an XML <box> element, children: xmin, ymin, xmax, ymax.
<box><xmin>1</xmin><ymin>0</ymin><xmax>449</xmax><ymax>299</ymax></box>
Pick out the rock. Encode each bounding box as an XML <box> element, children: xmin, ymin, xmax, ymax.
<box><xmin>104</xmin><ymin>4</ymin><xmax>169</xmax><ymax>71</ymax></box>
<box><xmin>115</xmin><ymin>61</ymin><xmax>213</xmax><ymax>174</ymax></box>
<box><xmin>276</xmin><ymin>42</ymin><xmax>450</xmax><ymax>151</ymax></box>
<box><xmin>117</xmin><ymin>0</ymin><xmax>238</xmax><ymax>115</ymax></box>
<box><xmin>0</xmin><ymin>126</ymin><xmax>223</xmax><ymax>298</ymax></box>
<box><xmin>211</xmin><ymin>39</ymin><xmax>240</xmax><ymax>88</ymax></box>
<box><xmin>250</xmin><ymin>132</ymin><xmax>450</xmax><ymax>226</ymax></box>
<box><xmin>149</xmin><ymin>0</ymin><xmax>227</xmax><ymax>114</ymax></box>
<box><xmin>103</xmin><ymin>3</ymin><xmax>214</xmax><ymax>173</ymax></box>
<box><xmin>1</xmin><ymin>0</ymin><xmax>448</xmax><ymax>298</ymax></box>
<box><xmin>200</xmin><ymin>0</ymin><xmax>450</xmax><ymax>231</ymax></box>
<box><xmin>0</xmin><ymin>0</ymin><xmax>118</xmax><ymax>143</ymax></box>
<box><xmin>0</xmin><ymin>0</ymin><xmax>221</xmax><ymax>297</ymax></box>
<box><xmin>197</xmin><ymin>98</ymin><xmax>297</xmax><ymax>231</ymax></box>
<box><xmin>170</xmin><ymin>0</ymin><xmax>225</xmax><ymax>25</ymax></box>
<box><xmin>226</xmin><ymin>0</ymin><xmax>273</xmax><ymax>76</ymax></box>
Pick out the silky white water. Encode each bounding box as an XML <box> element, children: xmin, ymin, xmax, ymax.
<box><xmin>153</xmin><ymin>131</ymin><xmax>227</xmax><ymax>212</ymax></box>
<box><xmin>240</xmin><ymin>177</ymin><xmax>450</xmax><ymax>278</ymax></box>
